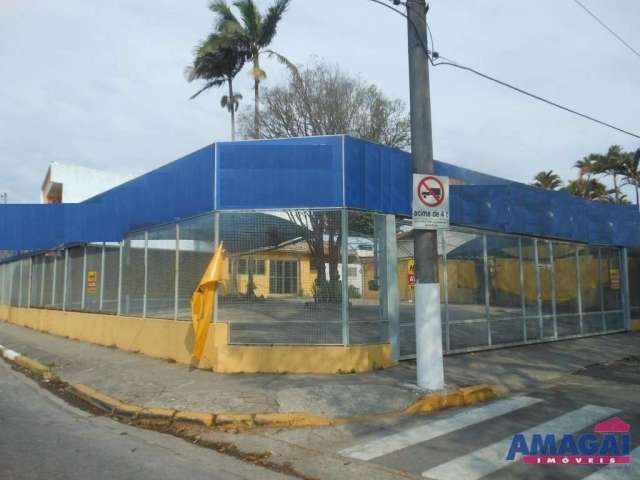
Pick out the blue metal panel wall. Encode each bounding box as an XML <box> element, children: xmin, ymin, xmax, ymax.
<box><xmin>343</xmin><ymin>136</ymin><xmax>515</xmax><ymax>216</ymax></box>
<box><xmin>84</xmin><ymin>144</ymin><xmax>215</xmax><ymax>235</ymax></box>
<box><xmin>0</xmin><ymin>145</ymin><xmax>215</xmax><ymax>251</ymax></box>
<box><xmin>215</xmin><ymin>137</ymin><xmax>343</xmax><ymax>210</ymax></box>
<box><xmin>450</xmin><ymin>184</ymin><xmax>640</xmax><ymax>247</ymax></box>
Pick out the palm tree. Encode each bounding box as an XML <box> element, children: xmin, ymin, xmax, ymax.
<box><xmin>532</xmin><ymin>170</ymin><xmax>563</xmax><ymax>190</ymax></box>
<box><xmin>564</xmin><ymin>178</ymin><xmax>609</xmax><ymax>201</ymax></box>
<box><xmin>186</xmin><ymin>34</ymin><xmax>248</xmax><ymax>140</ymax></box>
<box><xmin>209</xmin><ymin>0</ymin><xmax>292</xmax><ymax>138</ymax></box>
<box><xmin>220</xmin><ymin>93</ymin><xmax>243</xmax><ymax>138</ymax></box>
<box><xmin>620</xmin><ymin>148</ymin><xmax>640</xmax><ymax>207</ymax></box>
<box><xmin>574</xmin><ymin>157</ymin><xmax>594</xmax><ymax>179</ymax></box>
<box><xmin>585</xmin><ymin>145</ymin><xmax>628</xmax><ymax>203</ymax></box>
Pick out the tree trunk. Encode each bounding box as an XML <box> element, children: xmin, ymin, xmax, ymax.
<box><xmin>253</xmin><ymin>54</ymin><xmax>261</xmax><ymax>138</ymax></box>
<box><xmin>228</xmin><ymin>77</ymin><xmax>236</xmax><ymax>141</ymax></box>
<box><xmin>613</xmin><ymin>173</ymin><xmax>619</xmax><ymax>202</ymax></box>
<box><xmin>635</xmin><ymin>184</ymin><xmax>639</xmax><ymax>208</ymax></box>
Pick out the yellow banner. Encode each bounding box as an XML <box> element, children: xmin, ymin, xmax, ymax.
<box><xmin>191</xmin><ymin>243</ymin><xmax>227</xmax><ymax>360</ymax></box>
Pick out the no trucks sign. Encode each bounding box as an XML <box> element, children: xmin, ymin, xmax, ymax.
<box><xmin>412</xmin><ymin>174</ymin><xmax>450</xmax><ymax>230</ymax></box>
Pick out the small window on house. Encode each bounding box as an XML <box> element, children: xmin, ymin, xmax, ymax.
<box><xmin>348</xmin><ymin>266</ymin><xmax>358</xmax><ymax>277</ymax></box>
<box><xmin>237</xmin><ymin>258</ymin><xmax>265</xmax><ymax>275</ymax></box>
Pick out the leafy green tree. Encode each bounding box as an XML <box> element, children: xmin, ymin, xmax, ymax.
<box><xmin>209</xmin><ymin>0</ymin><xmax>292</xmax><ymax>138</ymax></box>
<box><xmin>186</xmin><ymin>34</ymin><xmax>248</xmax><ymax>140</ymax></box>
<box><xmin>239</xmin><ymin>62</ymin><xmax>411</xmax><ymax>149</ymax></box>
<box><xmin>532</xmin><ymin>170</ymin><xmax>563</xmax><ymax>190</ymax></box>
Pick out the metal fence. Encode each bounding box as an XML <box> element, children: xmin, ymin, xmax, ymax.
<box><xmin>0</xmin><ymin>210</ymin><xmax>628</xmax><ymax>352</ymax></box>
<box><xmin>397</xmin><ymin>222</ymin><xmax>627</xmax><ymax>357</ymax></box>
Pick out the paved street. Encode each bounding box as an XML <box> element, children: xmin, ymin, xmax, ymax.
<box><xmin>336</xmin><ymin>357</ymin><xmax>640</xmax><ymax>479</ymax></box>
<box><xmin>0</xmin><ymin>361</ymin><xmax>289</xmax><ymax>480</ymax></box>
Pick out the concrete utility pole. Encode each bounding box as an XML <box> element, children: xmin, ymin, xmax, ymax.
<box><xmin>406</xmin><ymin>0</ymin><xmax>445</xmax><ymax>390</ymax></box>
<box><xmin>0</xmin><ymin>193</ymin><xmax>7</xmax><ymax>204</ymax></box>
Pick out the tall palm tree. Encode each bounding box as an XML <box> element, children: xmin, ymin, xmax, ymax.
<box><xmin>586</xmin><ymin>145</ymin><xmax>628</xmax><ymax>203</ymax></box>
<box><xmin>209</xmin><ymin>0</ymin><xmax>292</xmax><ymax>138</ymax></box>
<box><xmin>532</xmin><ymin>170</ymin><xmax>563</xmax><ymax>190</ymax></box>
<box><xmin>186</xmin><ymin>34</ymin><xmax>248</xmax><ymax>140</ymax></box>
<box><xmin>220</xmin><ymin>93</ymin><xmax>243</xmax><ymax>138</ymax></box>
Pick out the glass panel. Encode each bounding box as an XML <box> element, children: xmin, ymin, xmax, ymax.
<box><xmin>628</xmin><ymin>247</ymin><xmax>640</xmax><ymax>321</ymax></box>
<box><xmin>102</xmin><ymin>244</ymin><xmax>120</xmax><ymax>313</ymax></box>
<box><xmin>579</xmin><ymin>245</ymin><xmax>603</xmax><ymax>334</ymax></box>
<box><xmin>600</xmin><ymin>247</ymin><xmax>623</xmax><ymax>331</ymax></box>
<box><xmin>537</xmin><ymin>240</ymin><xmax>555</xmax><ymax>339</ymax></box>
<box><xmin>147</xmin><ymin>225</ymin><xmax>176</xmax><ymax>319</ymax></box>
<box><xmin>222</xmin><ymin>209</ymin><xmax>343</xmax><ymax>345</ymax></box>
<box><xmin>349</xmin><ymin>211</ymin><xmax>387</xmax><ymax>345</ymax></box>
<box><xmin>521</xmin><ymin>238</ymin><xmax>539</xmax><ymax>340</ymax></box>
<box><xmin>177</xmin><ymin>214</ymin><xmax>214</xmax><ymax>320</ymax></box>
<box><xmin>43</xmin><ymin>254</ymin><xmax>55</xmax><ymax>307</ymax></box>
<box><xmin>84</xmin><ymin>245</ymin><xmax>102</xmax><ymax>312</ymax></box>
<box><xmin>53</xmin><ymin>252</ymin><xmax>65</xmax><ymax>309</ymax></box>
<box><xmin>30</xmin><ymin>256</ymin><xmax>43</xmax><ymax>307</ymax></box>
<box><xmin>121</xmin><ymin>233</ymin><xmax>145</xmax><ymax>317</ymax></box>
<box><xmin>446</xmin><ymin>230</ymin><xmax>487</xmax><ymax>351</ymax></box>
<box><xmin>65</xmin><ymin>248</ymin><xmax>84</xmax><ymax>311</ymax></box>
<box><xmin>553</xmin><ymin>242</ymin><xmax>580</xmax><ymax>337</ymax></box>
<box><xmin>486</xmin><ymin>233</ymin><xmax>524</xmax><ymax>345</ymax></box>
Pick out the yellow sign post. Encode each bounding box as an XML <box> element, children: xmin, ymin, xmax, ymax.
<box><xmin>87</xmin><ymin>271</ymin><xmax>98</xmax><ymax>294</ymax></box>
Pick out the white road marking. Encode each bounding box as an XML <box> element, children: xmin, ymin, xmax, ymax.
<box><xmin>339</xmin><ymin>396</ymin><xmax>542</xmax><ymax>461</ymax></box>
<box><xmin>582</xmin><ymin>446</ymin><xmax>640</xmax><ymax>480</ymax></box>
<box><xmin>422</xmin><ymin>404</ymin><xmax>619</xmax><ymax>480</ymax></box>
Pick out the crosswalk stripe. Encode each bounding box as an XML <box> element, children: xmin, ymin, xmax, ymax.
<box><xmin>422</xmin><ymin>404</ymin><xmax>619</xmax><ymax>480</ymax></box>
<box><xmin>582</xmin><ymin>446</ymin><xmax>640</xmax><ymax>480</ymax></box>
<box><xmin>339</xmin><ymin>396</ymin><xmax>542</xmax><ymax>461</ymax></box>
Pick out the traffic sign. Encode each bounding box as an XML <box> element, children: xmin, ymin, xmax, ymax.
<box><xmin>413</xmin><ymin>174</ymin><xmax>449</xmax><ymax>229</ymax></box>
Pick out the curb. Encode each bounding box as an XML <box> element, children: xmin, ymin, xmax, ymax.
<box><xmin>0</xmin><ymin>344</ymin><xmax>505</xmax><ymax>431</ymax></box>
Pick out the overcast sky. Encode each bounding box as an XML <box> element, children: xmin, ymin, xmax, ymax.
<box><xmin>1</xmin><ymin>0</ymin><xmax>639</xmax><ymax>202</ymax></box>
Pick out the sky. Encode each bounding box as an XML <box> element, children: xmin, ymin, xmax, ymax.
<box><xmin>1</xmin><ymin>0</ymin><xmax>639</xmax><ymax>202</ymax></box>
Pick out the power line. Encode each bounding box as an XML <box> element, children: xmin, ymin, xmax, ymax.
<box><xmin>432</xmin><ymin>58</ymin><xmax>640</xmax><ymax>140</ymax></box>
<box><xmin>571</xmin><ymin>0</ymin><xmax>640</xmax><ymax>60</ymax></box>
<box><xmin>367</xmin><ymin>0</ymin><xmax>640</xmax><ymax>140</ymax></box>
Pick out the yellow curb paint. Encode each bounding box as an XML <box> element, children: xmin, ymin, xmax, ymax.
<box><xmin>459</xmin><ymin>384</ymin><xmax>497</xmax><ymax>404</ymax></box>
<box><xmin>114</xmin><ymin>403</ymin><xmax>143</xmax><ymax>419</ymax></box>
<box><xmin>174</xmin><ymin>411</ymin><xmax>216</xmax><ymax>427</ymax></box>
<box><xmin>13</xmin><ymin>355</ymin><xmax>54</xmax><ymax>379</ymax></box>
<box><xmin>137</xmin><ymin>407</ymin><xmax>177</xmax><ymax>421</ymax></box>
<box><xmin>69</xmin><ymin>384</ymin><xmax>122</xmax><ymax>413</ymax></box>
<box><xmin>215</xmin><ymin>413</ymin><xmax>254</xmax><ymax>427</ymax></box>
<box><xmin>253</xmin><ymin>412</ymin><xmax>334</xmax><ymax>428</ymax></box>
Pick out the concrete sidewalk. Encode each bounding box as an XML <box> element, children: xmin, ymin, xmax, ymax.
<box><xmin>0</xmin><ymin>320</ymin><xmax>637</xmax><ymax>419</ymax></box>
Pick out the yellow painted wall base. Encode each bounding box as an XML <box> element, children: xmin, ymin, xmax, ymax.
<box><xmin>631</xmin><ymin>319</ymin><xmax>640</xmax><ymax>331</ymax></box>
<box><xmin>0</xmin><ymin>305</ymin><xmax>395</xmax><ymax>374</ymax></box>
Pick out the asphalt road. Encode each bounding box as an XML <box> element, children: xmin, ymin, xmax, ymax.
<box><xmin>0</xmin><ymin>361</ymin><xmax>289</xmax><ymax>480</ymax></box>
<box><xmin>337</xmin><ymin>357</ymin><xmax>640</xmax><ymax>479</ymax></box>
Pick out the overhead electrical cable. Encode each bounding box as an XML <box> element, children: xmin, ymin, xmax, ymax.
<box><xmin>571</xmin><ymin>0</ymin><xmax>640</xmax><ymax>61</ymax></box>
<box><xmin>366</xmin><ymin>0</ymin><xmax>640</xmax><ymax>140</ymax></box>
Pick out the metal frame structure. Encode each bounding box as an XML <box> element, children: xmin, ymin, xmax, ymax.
<box><xmin>0</xmin><ymin>211</ymin><xmax>632</xmax><ymax>358</ymax></box>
